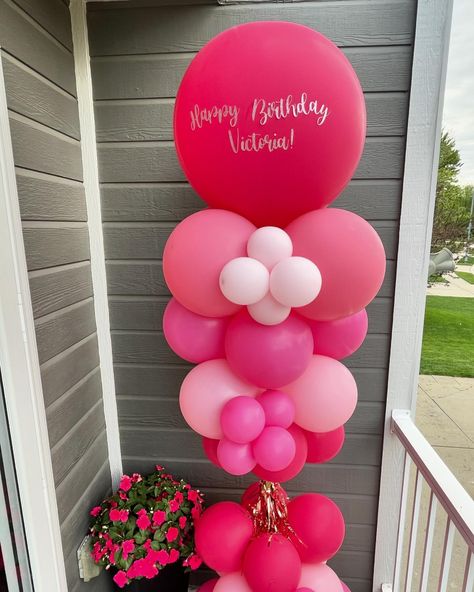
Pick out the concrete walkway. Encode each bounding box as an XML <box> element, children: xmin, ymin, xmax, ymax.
<box><xmin>427</xmin><ymin>271</ymin><xmax>474</xmax><ymax>297</ymax></box>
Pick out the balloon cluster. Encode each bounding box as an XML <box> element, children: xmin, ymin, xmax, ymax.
<box><xmin>194</xmin><ymin>482</ymin><xmax>348</xmax><ymax>592</ymax></box>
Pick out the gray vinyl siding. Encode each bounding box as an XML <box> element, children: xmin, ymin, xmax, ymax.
<box><xmin>88</xmin><ymin>1</ymin><xmax>416</xmax><ymax>589</ymax></box>
<box><xmin>0</xmin><ymin>2</ymin><xmax>112</xmax><ymax>590</ymax></box>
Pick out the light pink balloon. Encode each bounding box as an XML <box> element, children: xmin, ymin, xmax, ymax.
<box><xmin>163</xmin><ymin>298</ymin><xmax>229</xmax><ymax>363</ymax></box>
<box><xmin>217</xmin><ymin>439</ymin><xmax>256</xmax><ymax>475</ymax></box>
<box><xmin>247</xmin><ymin>227</ymin><xmax>293</xmax><ymax>270</ymax></box>
<box><xmin>163</xmin><ymin>209</ymin><xmax>255</xmax><ymax>317</ymax></box>
<box><xmin>257</xmin><ymin>390</ymin><xmax>295</xmax><ymax>428</ymax></box>
<box><xmin>220</xmin><ymin>257</ymin><xmax>269</xmax><ymax>305</ymax></box>
<box><xmin>248</xmin><ymin>293</ymin><xmax>291</xmax><ymax>326</ymax></box>
<box><xmin>270</xmin><ymin>257</ymin><xmax>322</xmax><ymax>308</ymax></box>
<box><xmin>220</xmin><ymin>396</ymin><xmax>265</xmax><ymax>444</ymax></box>
<box><xmin>252</xmin><ymin>426</ymin><xmax>296</xmax><ymax>472</ymax></box>
<box><xmin>214</xmin><ymin>573</ymin><xmax>253</xmax><ymax>592</ymax></box>
<box><xmin>287</xmin><ymin>209</ymin><xmax>386</xmax><ymax>321</ymax></box>
<box><xmin>179</xmin><ymin>359</ymin><xmax>260</xmax><ymax>439</ymax></box>
<box><xmin>307</xmin><ymin>309</ymin><xmax>368</xmax><ymax>360</ymax></box>
<box><xmin>284</xmin><ymin>355</ymin><xmax>358</xmax><ymax>432</ymax></box>
<box><xmin>298</xmin><ymin>563</ymin><xmax>342</xmax><ymax>592</ymax></box>
<box><xmin>198</xmin><ymin>579</ymin><xmax>219</xmax><ymax>592</ymax></box>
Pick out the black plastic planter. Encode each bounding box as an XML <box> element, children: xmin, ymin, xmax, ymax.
<box><xmin>112</xmin><ymin>563</ymin><xmax>189</xmax><ymax>591</ymax></box>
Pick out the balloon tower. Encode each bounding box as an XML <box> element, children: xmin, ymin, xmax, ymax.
<box><xmin>163</xmin><ymin>22</ymin><xmax>385</xmax><ymax>592</ymax></box>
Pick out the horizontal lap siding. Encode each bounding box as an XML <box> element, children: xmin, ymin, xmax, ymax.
<box><xmin>1</xmin><ymin>2</ymin><xmax>112</xmax><ymax>589</ymax></box>
<box><xmin>88</xmin><ymin>0</ymin><xmax>416</xmax><ymax>587</ymax></box>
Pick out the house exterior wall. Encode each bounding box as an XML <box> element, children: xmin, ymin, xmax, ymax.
<box><xmin>86</xmin><ymin>1</ymin><xmax>416</xmax><ymax>589</ymax></box>
<box><xmin>0</xmin><ymin>1</ymin><xmax>112</xmax><ymax>590</ymax></box>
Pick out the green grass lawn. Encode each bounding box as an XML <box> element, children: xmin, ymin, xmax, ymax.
<box><xmin>456</xmin><ymin>271</ymin><xmax>474</xmax><ymax>285</ymax></box>
<box><xmin>420</xmin><ymin>296</ymin><xmax>474</xmax><ymax>377</ymax></box>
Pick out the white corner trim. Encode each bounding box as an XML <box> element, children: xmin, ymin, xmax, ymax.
<box><xmin>0</xmin><ymin>55</ymin><xmax>68</xmax><ymax>592</ymax></box>
<box><xmin>70</xmin><ymin>0</ymin><xmax>123</xmax><ymax>489</ymax></box>
<box><xmin>372</xmin><ymin>0</ymin><xmax>454</xmax><ymax>590</ymax></box>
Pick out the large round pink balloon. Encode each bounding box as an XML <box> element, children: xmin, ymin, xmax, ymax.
<box><xmin>163</xmin><ymin>209</ymin><xmax>255</xmax><ymax>317</ymax></box>
<box><xmin>179</xmin><ymin>359</ymin><xmax>260</xmax><ymax>439</ymax></box>
<box><xmin>243</xmin><ymin>533</ymin><xmax>301</xmax><ymax>592</ymax></box>
<box><xmin>284</xmin><ymin>356</ymin><xmax>358</xmax><ymax>433</ymax></box>
<box><xmin>195</xmin><ymin>502</ymin><xmax>253</xmax><ymax>574</ymax></box>
<box><xmin>288</xmin><ymin>493</ymin><xmax>345</xmax><ymax>563</ymax></box>
<box><xmin>198</xmin><ymin>579</ymin><xmax>219</xmax><ymax>592</ymax></box>
<box><xmin>308</xmin><ymin>309</ymin><xmax>368</xmax><ymax>360</ymax></box>
<box><xmin>174</xmin><ymin>22</ymin><xmax>366</xmax><ymax>227</ymax></box>
<box><xmin>214</xmin><ymin>574</ymin><xmax>252</xmax><ymax>592</ymax></box>
<box><xmin>287</xmin><ymin>209</ymin><xmax>386</xmax><ymax>321</ymax></box>
<box><xmin>298</xmin><ymin>563</ymin><xmax>342</xmax><ymax>592</ymax></box>
<box><xmin>225</xmin><ymin>311</ymin><xmax>314</xmax><ymax>389</ymax></box>
<box><xmin>163</xmin><ymin>298</ymin><xmax>229</xmax><ymax>363</ymax></box>
<box><xmin>305</xmin><ymin>426</ymin><xmax>345</xmax><ymax>464</ymax></box>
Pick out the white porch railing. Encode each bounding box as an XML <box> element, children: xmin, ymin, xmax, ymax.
<box><xmin>385</xmin><ymin>410</ymin><xmax>474</xmax><ymax>592</ymax></box>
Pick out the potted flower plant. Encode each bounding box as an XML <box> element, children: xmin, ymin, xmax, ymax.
<box><xmin>88</xmin><ymin>465</ymin><xmax>204</xmax><ymax>590</ymax></box>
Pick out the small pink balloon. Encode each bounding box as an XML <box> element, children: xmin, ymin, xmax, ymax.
<box><xmin>220</xmin><ymin>257</ymin><xmax>269</xmax><ymax>305</ymax></box>
<box><xmin>163</xmin><ymin>298</ymin><xmax>229</xmax><ymax>363</ymax></box>
<box><xmin>298</xmin><ymin>563</ymin><xmax>342</xmax><ymax>592</ymax></box>
<box><xmin>198</xmin><ymin>579</ymin><xmax>219</xmax><ymax>592</ymax></box>
<box><xmin>341</xmin><ymin>582</ymin><xmax>351</xmax><ymax>592</ymax></box>
<box><xmin>270</xmin><ymin>257</ymin><xmax>322</xmax><ymax>308</ymax></box>
<box><xmin>284</xmin><ymin>355</ymin><xmax>358</xmax><ymax>433</ymax></box>
<box><xmin>257</xmin><ymin>390</ymin><xmax>295</xmax><ymax>428</ymax></box>
<box><xmin>225</xmin><ymin>311</ymin><xmax>314</xmax><ymax>389</ymax></box>
<box><xmin>307</xmin><ymin>308</ymin><xmax>368</xmax><ymax>360</ymax></box>
<box><xmin>248</xmin><ymin>292</ymin><xmax>291</xmax><ymax>326</ymax></box>
<box><xmin>247</xmin><ymin>227</ymin><xmax>293</xmax><ymax>270</ymax></box>
<box><xmin>220</xmin><ymin>396</ymin><xmax>265</xmax><ymax>444</ymax></box>
<box><xmin>252</xmin><ymin>426</ymin><xmax>296</xmax><ymax>472</ymax></box>
<box><xmin>217</xmin><ymin>438</ymin><xmax>256</xmax><ymax>475</ymax></box>
<box><xmin>305</xmin><ymin>426</ymin><xmax>345</xmax><ymax>464</ymax></box>
<box><xmin>202</xmin><ymin>437</ymin><xmax>221</xmax><ymax>468</ymax></box>
<box><xmin>214</xmin><ymin>573</ymin><xmax>252</xmax><ymax>592</ymax></box>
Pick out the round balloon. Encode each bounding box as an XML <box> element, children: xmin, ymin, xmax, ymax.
<box><xmin>225</xmin><ymin>311</ymin><xmax>314</xmax><ymax>389</ymax></box>
<box><xmin>217</xmin><ymin>439</ymin><xmax>256</xmax><ymax>476</ymax></box>
<box><xmin>174</xmin><ymin>22</ymin><xmax>366</xmax><ymax>227</ymax></box>
<box><xmin>247</xmin><ymin>227</ymin><xmax>293</xmax><ymax>269</ymax></box>
<box><xmin>256</xmin><ymin>390</ymin><xmax>295</xmax><ymax>428</ymax></box>
<box><xmin>163</xmin><ymin>209</ymin><xmax>255</xmax><ymax>317</ymax></box>
<box><xmin>288</xmin><ymin>493</ymin><xmax>345</xmax><ymax>563</ymax></box>
<box><xmin>284</xmin><ymin>355</ymin><xmax>358</xmax><ymax>433</ymax></box>
<box><xmin>252</xmin><ymin>427</ymin><xmax>296</xmax><ymax>472</ymax></box>
<box><xmin>287</xmin><ymin>209</ymin><xmax>385</xmax><ymax>321</ymax></box>
<box><xmin>179</xmin><ymin>359</ymin><xmax>260</xmax><ymax>439</ymax></box>
<box><xmin>298</xmin><ymin>563</ymin><xmax>342</xmax><ymax>592</ymax></box>
<box><xmin>220</xmin><ymin>396</ymin><xmax>265</xmax><ymax>444</ymax></box>
<box><xmin>195</xmin><ymin>502</ymin><xmax>253</xmax><ymax>574</ymax></box>
<box><xmin>248</xmin><ymin>293</ymin><xmax>291</xmax><ymax>326</ymax></box>
<box><xmin>163</xmin><ymin>298</ymin><xmax>229</xmax><ymax>363</ymax></box>
<box><xmin>214</xmin><ymin>573</ymin><xmax>252</xmax><ymax>592</ymax></box>
<box><xmin>242</xmin><ymin>533</ymin><xmax>301</xmax><ymax>592</ymax></box>
<box><xmin>308</xmin><ymin>309</ymin><xmax>368</xmax><ymax>360</ymax></box>
<box><xmin>305</xmin><ymin>426</ymin><xmax>345</xmax><ymax>464</ymax></box>
<box><xmin>202</xmin><ymin>437</ymin><xmax>221</xmax><ymax>468</ymax></box>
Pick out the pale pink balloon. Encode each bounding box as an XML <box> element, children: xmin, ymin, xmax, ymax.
<box><xmin>247</xmin><ymin>227</ymin><xmax>293</xmax><ymax>269</ymax></box>
<box><xmin>248</xmin><ymin>293</ymin><xmax>291</xmax><ymax>326</ymax></box>
<box><xmin>179</xmin><ymin>359</ymin><xmax>260</xmax><ymax>439</ymax></box>
<box><xmin>214</xmin><ymin>573</ymin><xmax>253</xmax><ymax>592</ymax></box>
<box><xmin>307</xmin><ymin>309</ymin><xmax>368</xmax><ymax>360</ymax></box>
<box><xmin>163</xmin><ymin>298</ymin><xmax>229</xmax><ymax>363</ymax></box>
<box><xmin>217</xmin><ymin>439</ymin><xmax>256</xmax><ymax>475</ymax></box>
<box><xmin>284</xmin><ymin>355</ymin><xmax>358</xmax><ymax>432</ymax></box>
<box><xmin>220</xmin><ymin>257</ymin><xmax>269</xmax><ymax>305</ymax></box>
<box><xmin>298</xmin><ymin>563</ymin><xmax>342</xmax><ymax>592</ymax></box>
<box><xmin>257</xmin><ymin>390</ymin><xmax>295</xmax><ymax>428</ymax></box>
<box><xmin>252</xmin><ymin>426</ymin><xmax>296</xmax><ymax>472</ymax></box>
<box><xmin>287</xmin><ymin>209</ymin><xmax>386</xmax><ymax>321</ymax></box>
<box><xmin>270</xmin><ymin>257</ymin><xmax>322</xmax><ymax>308</ymax></box>
<box><xmin>163</xmin><ymin>209</ymin><xmax>255</xmax><ymax>317</ymax></box>
<box><xmin>198</xmin><ymin>579</ymin><xmax>219</xmax><ymax>592</ymax></box>
<box><xmin>220</xmin><ymin>396</ymin><xmax>265</xmax><ymax>444</ymax></box>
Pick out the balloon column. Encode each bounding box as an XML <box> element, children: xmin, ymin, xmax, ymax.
<box><xmin>162</xmin><ymin>21</ymin><xmax>386</xmax><ymax>592</ymax></box>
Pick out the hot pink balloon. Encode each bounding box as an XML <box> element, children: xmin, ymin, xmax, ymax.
<box><xmin>298</xmin><ymin>563</ymin><xmax>342</xmax><ymax>592</ymax></box>
<box><xmin>252</xmin><ymin>427</ymin><xmax>296</xmax><ymax>472</ymax></box>
<box><xmin>284</xmin><ymin>355</ymin><xmax>358</xmax><ymax>433</ymax></box>
<box><xmin>308</xmin><ymin>309</ymin><xmax>368</xmax><ymax>360</ymax></box>
<box><xmin>220</xmin><ymin>396</ymin><xmax>265</xmax><ymax>444</ymax></box>
<box><xmin>241</xmin><ymin>482</ymin><xmax>288</xmax><ymax>511</ymax></box>
<box><xmin>179</xmin><ymin>359</ymin><xmax>260</xmax><ymax>439</ymax></box>
<box><xmin>202</xmin><ymin>437</ymin><xmax>221</xmax><ymax>468</ymax></box>
<box><xmin>287</xmin><ymin>209</ymin><xmax>386</xmax><ymax>321</ymax></box>
<box><xmin>243</xmin><ymin>533</ymin><xmax>301</xmax><ymax>592</ymax></box>
<box><xmin>163</xmin><ymin>209</ymin><xmax>255</xmax><ymax>317</ymax></box>
<box><xmin>225</xmin><ymin>311</ymin><xmax>314</xmax><ymax>389</ymax></box>
<box><xmin>214</xmin><ymin>574</ymin><xmax>252</xmax><ymax>592</ymax></box>
<box><xmin>195</xmin><ymin>502</ymin><xmax>253</xmax><ymax>574</ymax></box>
<box><xmin>217</xmin><ymin>439</ymin><xmax>256</xmax><ymax>476</ymax></box>
<box><xmin>253</xmin><ymin>424</ymin><xmax>308</xmax><ymax>483</ymax></box>
<box><xmin>174</xmin><ymin>22</ymin><xmax>366</xmax><ymax>227</ymax></box>
<box><xmin>288</xmin><ymin>493</ymin><xmax>345</xmax><ymax>563</ymax></box>
<box><xmin>163</xmin><ymin>298</ymin><xmax>229</xmax><ymax>363</ymax></box>
<box><xmin>198</xmin><ymin>579</ymin><xmax>219</xmax><ymax>592</ymax></box>
<box><xmin>257</xmin><ymin>390</ymin><xmax>295</xmax><ymax>428</ymax></box>
<box><xmin>305</xmin><ymin>426</ymin><xmax>345</xmax><ymax>464</ymax></box>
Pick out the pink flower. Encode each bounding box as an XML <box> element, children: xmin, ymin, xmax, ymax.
<box><xmin>187</xmin><ymin>490</ymin><xmax>199</xmax><ymax>502</ymax></box>
<box><xmin>166</xmin><ymin>527</ymin><xmax>179</xmax><ymax>542</ymax></box>
<box><xmin>156</xmin><ymin>550</ymin><xmax>169</xmax><ymax>565</ymax></box>
<box><xmin>186</xmin><ymin>554</ymin><xmax>202</xmax><ymax>570</ymax></box>
<box><xmin>122</xmin><ymin>539</ymin><xmax>135</xmax><ymax>561</ymax></box>
<box><xmin>119</xmin><ymin>475</ymin><xmax>132</xmax><ymax>492</ymax></box>
<box><xmin>119</xmin><ymin>492</ymin><xmax>128</xmax><ymax>501</ymax></box>
<box><xmin>143</xmin><ymin>539</ymin><xmax>152</xmax><ymax>551</ymax></box>
<box><xmin>128</xmin><ymin>558</ymin><xmax>157</xmax><ymax>579</ymax></box>
<box><xmin>119</xmin><ymin>510</ymin><xmax>129</xmax><ymax>522</ymax></box>
<box><xmin>191</xmin><ymin>507</ymin><xmax>201</xmax><ymax>521</ymax></box>
<box><xmin>155</xmin><ymin>465</ymin><xmax>164</xmax><ymax>471</ymax></box>
<box><xmin>174</xmin><ymin>492</ymin><xmax>184</xmax><ymax>504</ymax></box>
<box><xmin>179</xmin><ymin>516</ymin><xmax>187</xmax><ymax>529</ymax></box>
<box><xmin>132</xmin><ymin>473</ymin><xmax>142</xmax><ymax>483</ymax></box>
<box><xmin>169</xmin><ymin>499</ymin><xmax>179</xmax><ymax>512</ymax></box>
<box><xmin>153</xmin><ymin>510</ymin><xmax>166</xmax><ymax>526</ymax></box>
<box><xmin>91</xmin><ymin>542</ymin><xmax>105</xmax><ymax>562</ymax></box>
<box><xmin>113</xmin><ymin>570</ymin><xmax>128</xmax><ymax>588</ymax></box>
<box><xmin>109</xmin><ymin>543</ymin><xmax>119</xmax><ymax>565</ymax></box>
<box><xmin>109</xmin><ymin>508</ymin><xmax>121</xmax><ymax>522</ymax></box>
<box><xmin>169</xmin><ymin>549</ymin><xmax>180</xmax><ymax>564</ymax></box>
<box><xmin>136</xmin><ymin>509</ymin><xmax>151</xmax><ymax>530</ymax></box>
<box><xmin>90</xmin><ymin>506</ymin><xmax>101</xmax><ymax>517</ymax></box>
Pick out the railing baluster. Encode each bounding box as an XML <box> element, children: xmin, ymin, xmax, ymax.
<box><xmin>405</xmin><ymin>469</ymin><xmax>423</xmax><ymax>591</ymax></box>
<box><xmin>463</xmin><ymin>552</ymin><xmax>474</xmax><ymax>592</ymax></box>
<box><xmin>437</xmin><ymin>518</ymin><xmax>455</xmax><ymax>592</ymax></box>
<box><xmin>419</xmin><ymin>491</ymin><xmax>438</xmax><ymax>592</ymax></box>
<box><xmin>394</xmin><ymin>452</ymin><xmax>411</xmax><ymax>592</ymax></box>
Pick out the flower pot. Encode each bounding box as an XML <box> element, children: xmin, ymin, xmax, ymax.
<box><xmin>113</xmin><ymin>563</ymin><xmax>190</xmax><ymax>591</ymax></box>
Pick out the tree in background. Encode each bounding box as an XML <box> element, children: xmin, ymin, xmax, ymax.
<box><xmin>432</xmin><ymin>131</ymin><xmax>473</xmax><ymax>250</ymax></box>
